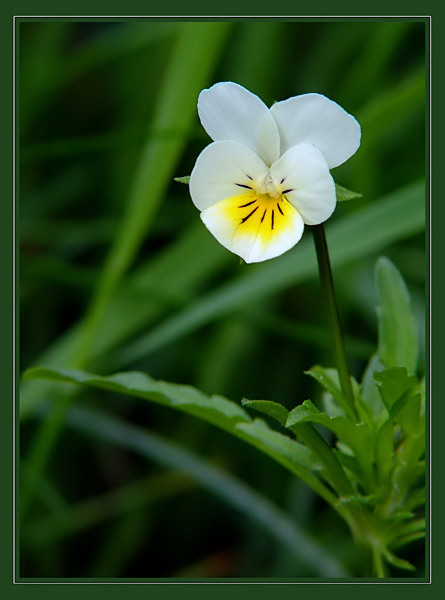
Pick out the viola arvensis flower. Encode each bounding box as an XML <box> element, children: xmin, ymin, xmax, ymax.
<box><xmin>189</xmin><ymin>82</ymin><xmax>361</xmax><ymax>263</ymax></box>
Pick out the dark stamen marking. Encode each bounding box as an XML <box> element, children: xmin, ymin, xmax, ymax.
<box><xmin>246</xmin><ymin>174</ymin><xmax>253</xmax><ymax>180</ymax></box>
<box><xmin>236</xmin><ymin>183</ymin><xmax>252</xmax><ymax>190</ymax></box>
<box><xmin>238</xmin><ymin>199</ymin><xmax>257</xmax><ymax>208</ymax></box>
<box><xmin>280</xmin><ymin>178</ymin><xmax>285</xmax><ymax>184</ymax></box>
<box><xmin>277</xmin><ymin>203</ymin><xmax>284</xmax><ymax>215</ymax></box>
<box><xmin>271</xmin><ymin>209</ymin><xmax>275</xmax><ymax>230</ymax></box>
<box><xmin>261</xmin><ymin>209</ymin><xmax>267</xmax><ymax>222</ymax></box>
<box><xmin>241</xmin><ymin>206</ymin><xmax>259</xmax><ymax>223</ymax></box>
<box><xmin>282</xmin><ymin>188</ymin><xmax>294</xmax><ymax>194</ymax></box>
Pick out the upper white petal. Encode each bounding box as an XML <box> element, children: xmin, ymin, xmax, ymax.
<box><xmin>270</xmin><ymin>143</ymin><xmax>336</xmax><ymax>225</ymax></box>
<box><xmin>197</xmin><ymin>82</ymin><xmax>280</xmax><ymax>165</ymax></box>
<box><xmin>270</xmin><ymin>93</ymin><xmax>361</xmax><ymax>169</ymax></box>
<box><xmin>189</xmin><ymin>140</ymin><xmax>269</xmax><ymax>211</ymax></box>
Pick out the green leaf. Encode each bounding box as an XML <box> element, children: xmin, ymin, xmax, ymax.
<box><xmin>374</xmin><ymin>367</ymin><xmax>417</xmax><ymax>412</ymax></box>
<box><xmin>335</xmin><ymin>183</ymin><xmax>362</xmax><ymax>202</ymax></box>
<box><xmin>361</xmin><ymin>354</ymin><xmax>387</xmax><ymax>418</ymax></box>
<box><xmin>174</xmin><ymin>175</ymin><xmax>190</xmax><ymax>184</ymax></box>
<box><xmin>24</xmin><ymin>366</ymin><xmax>251</xmax><ymax>432</ymax></box>
<box><xmin>287</xmin><ymin>400</ymin><xmax>374</xmax><ymax>488</ymax></box>
<box><xmin>236</xmin><ymin>420</ymin><xmax>320</xmax><ymax>472</ymax></box>
<box><xmin>305</xmin><ymin>367</ymin><xmax>345</xmax><ymax>410</ymax></box>
<box><xmin>60</xmin><ymin>404</ymin><xmax>347</xmax><ymax>576</ymax></box>
<box><xmin>374</xmin><ymin>419</ymin><xmax>395</xmax><ymax>484</ymax></box>
<box><xmin>382</xmin><ymin>547</ymin><xmax>416</xmax><ymax>572</ymax></box>
<box><xmin>286</xmin><ymin>400</ymin><xmax>372</xmax><ymax>461</ymax></box>
<box><xmin>306</xmin><ymin>366</ymin><xmax>372</xmax><ymax>426</ymax></box>
<box><xmin>23</xmin><ymin>367</ymin><xmax>328</xmax><ymax>491</ymax></box>
<box><xmin>241</xmin><ymin>398</ymin><xmax>289</xmax><ymax>426</ymax></box>
<box><xmin>374</xmin><ymin>367</ymin><xmax>423</xmax><ymax>436</ymax></box>
<box><xmin>375</xmin><ymin>256</ymin><xmax>418</xmax><ymax>374</ymax></box>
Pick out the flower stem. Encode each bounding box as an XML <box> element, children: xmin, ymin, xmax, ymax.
<box><xmin>312</xmin><ymin>224</ymin><xmax>359</xmax><ymax>421</ymax></box>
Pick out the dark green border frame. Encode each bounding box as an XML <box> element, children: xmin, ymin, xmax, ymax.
<box><xmin>4</xmin><ymin>1</ymin><xmax>442</xmax><ymax>598</ymax></box>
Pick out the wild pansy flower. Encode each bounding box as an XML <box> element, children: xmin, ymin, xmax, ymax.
<box><xmin>189</xmin><ymin>82</ymin><xmax>361</xmax><ymax>263</ymax></box>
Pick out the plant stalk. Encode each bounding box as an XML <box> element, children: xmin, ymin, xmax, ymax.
<box><xmin>312</xmin><ymin>224</ymin><xmax>359</xmax><ymax>421</ymax></box>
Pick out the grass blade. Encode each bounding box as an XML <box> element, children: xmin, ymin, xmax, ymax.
<box><xmin>63</xmin><ymin>404</ymin><xmax>348</xmax><ymax>577</ymax></box>
<box><xmin>112</xmin><ymin>180</ymin><xmax>425</xmax><ymax>366</ymax></box>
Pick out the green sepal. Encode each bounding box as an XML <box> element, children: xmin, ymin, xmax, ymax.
<box><xmin>241</xmin><ymin>398</ymin><xmax>289</xmax><ymax>427</ymax></box>
<box><xmin>174</xmin><ymin>175</ymin><xmax>190</xmax><ymax>184</ymax></box>
<box><xmin>335</xmin><ymin>183</ymin><xmax>362</xmax><ymax>202</ymax></box>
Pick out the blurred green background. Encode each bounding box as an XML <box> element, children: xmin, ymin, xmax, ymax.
<box><xmin>19</xmin><ymin>19</ymin><xmax>426</xmax><ymax>578</ymax></box>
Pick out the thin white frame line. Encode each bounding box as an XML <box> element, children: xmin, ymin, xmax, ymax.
<box><xmin>13</xmin><ymin>15</ymin><xmax>432</xmax><ymax>18</ymax></box>
<box><xmin>13</xmin><ymin>14</ymin><xmax>432</xmax><ymax>585</ymax></box>
<box><xmin>427</xmin><ymin>14</ymin><xmax>432</xmax><ymax>586</ymax></box>
<box><xmin>12</xmin><ymin>14</ymin><xmax>16</xmax><ymax>586</ymax></box>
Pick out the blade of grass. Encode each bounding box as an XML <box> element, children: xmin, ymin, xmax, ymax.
<box><xmin>61</xmin><ymin>404</ymin><xmax>348</xmax><ymax>577</ymax></box>
<box><xmin>23</xmin><ymin>471</ymin><xmax>193</xmax><ymax>548</ymax></box>
<box><xmin>73</xmin><ymin>22</ymin><xmax>231</xmax><ymax>368</ymax></box>
<box><xmin>20</xmin><ymin>222</ymin><xmax>230</xmax><ymax>418</ymax></box>
<box><xmin>86</xmin><ymin>510</ymin><xmax>152</xmax><ymax>578</ymax></box>
<box><xmin>21</xmin><ymin>22</ymin><xmax>231</xmax><ymax>516</ymax></box>
<box><xmin>110</xmin><ymin>180</ymin><xmax>425</xmax><ymax>367</ymax></box>
<box><xmin>20</xmin><ymin>180</ymin><xmax>424</xmax><ymax>421</ymax></box>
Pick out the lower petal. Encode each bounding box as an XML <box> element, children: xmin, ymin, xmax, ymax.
<box><xmin>200</xmin><ymin>193</ymin><xmax>304</xmax><ymax>263</ymax></box>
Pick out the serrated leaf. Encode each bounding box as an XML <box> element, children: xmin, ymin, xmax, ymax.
<box><xmin>286</xmin><ymin>400</ymin><xmax>372</xmax><ymax>473</ymax></box>
<box><xmin>236</xmin><ymin>420</ymin><xmax>320</xmax><ymax>472</ymax></box>
<box><xmin>24</xmin><ymin>367</ymin><xmax>329</xmax><ymax>492</ymax></box>
<box><xmin>335</xmin><ymin>183</ymin><xmax>362</xmax><ymax>202</ymax></box>
<box><xmin>23</xmin><ymin>366</ymin><xmax>253</xmax><ymax>430</ymax></box>
<box><xmin>375</xmin><ymin>257</ymin><xmax>418</xmax><ymax>374</ymax></box>
<box><xmin>174</xmin><ymin>175</ymin><xmax>190</xmax><ymax>184</ymax></box>
<box><xmin>241</xmin><ymin>399</ymin><xmax>289</xmax><ymax>427</ymax></box>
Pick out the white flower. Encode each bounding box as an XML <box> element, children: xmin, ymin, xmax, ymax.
<box><xmin>189</xmin><ymin>82</ymin><xmax>361</xmax><ymax>263</ymax></box>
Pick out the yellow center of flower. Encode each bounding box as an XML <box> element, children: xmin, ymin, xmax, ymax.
<box><xmin>219</xmin><ymin>187</ymin><xmax>295</xmax><ymax>242</ymax></box>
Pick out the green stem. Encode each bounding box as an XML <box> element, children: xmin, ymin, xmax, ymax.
<box><xmin>312</xmin><ymin>224</ymin><xmax>359</xmax><ymax>421</ymax></box>
<box><xmin>372</xmin><ymin>544</ymin><xmax>388</xmax><ymax>578</ymax></box>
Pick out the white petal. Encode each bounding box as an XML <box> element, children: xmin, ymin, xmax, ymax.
<box><xmin>198</xmin><ymin>82</ymin><xmax>280</xmax><ymax>165</ymax></box>
<box><xmin>270</xmin><ymin>143</ymin><xmax>336</xmax><ymax>226</ymax></box>
<box><xmin>270</xmin><ymin>93</ymin><xmax>361</xmax><ymax>169</ymax></box>
<box><xmin>200</xmin><ymin>193</ymin><xmax>304</xmax><ymax>264</ymax></box>
<box><xmin>189</xmin><ymin>140</ymin><xmax>268</xmax><ymax>211</ymax></box>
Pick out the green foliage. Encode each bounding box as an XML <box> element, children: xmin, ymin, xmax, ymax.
<box><xmin>23</xmin><ymin>256</ymin><xmax>425</xmax><ymax>577</ymax></box>
<box><xmin>20</xmin><ymin>20</ymin><xmax>425</xmax><ymax>579</ymax></box>
<box><xmin>375</xmin><ymin>257</ymin><xmax>419</xmax><ymax>374</ymax></box>
<box><xmin>241</xmin><ymin>398</ymin><xmax>289</xmax><ymax>426</ymax></box>
<box><xmin>23</xmin><ymin>367</ymin><xmax>323</xmax><ymax>483</ymax></box>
